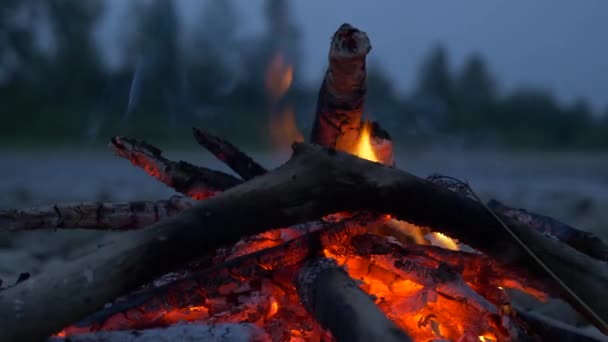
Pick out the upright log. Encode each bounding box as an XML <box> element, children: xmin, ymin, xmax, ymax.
<box><xmin>310</xmin><ymin>23</ymin><xmax>370</xmax><ymax>150</ymax></box>
<box><xmin>1</xmin><ymin>143</ymin><xmax>607</xmax><ymax>341</ymax></box>
<box><xmin>296</xmin><ymin>258</ymin><xmax>412</xmax><ymax>342</ymax></box>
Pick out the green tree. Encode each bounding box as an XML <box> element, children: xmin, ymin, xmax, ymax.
<box><xmin>415</xmin><ymin>45</ymin><xmax>453</xmax><ymax>102</ymax></box>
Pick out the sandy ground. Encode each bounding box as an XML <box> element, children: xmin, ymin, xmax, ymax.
<box><xmin>1</xmin><ymin>148</ymin><xmax>607</xmax><ymax>338</ymax></box>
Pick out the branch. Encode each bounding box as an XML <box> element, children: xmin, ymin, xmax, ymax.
<box><xmin>109</xmin><ymin>136</ymin><xmax>242</xmax><ymax>199</ymax></box>
<box><xmin>192</xmin><ymin>127</ymin><xmax>267</xmax><ymax>180</ymax></box>
<box><xmin>1</xmin><ymin>143</ymin><xmax>607</xmax><ymax>340</ymax></box>
<box><xmin>0</xmin><ymin>196</ymin><xmax>197</xmax><ymax>231</ymax></box>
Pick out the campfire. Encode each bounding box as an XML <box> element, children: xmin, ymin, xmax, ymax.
<box><xmin>1</xmin><ymin>23</ymin><xmax>607</xmax><ymax>342</ymax></box>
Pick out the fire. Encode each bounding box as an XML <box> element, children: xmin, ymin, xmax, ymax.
<box><xmin>266</xmin><ymin>53</ymin><xmax>293</xmax><ymax>100</ymax></box>
<box><xmin>479</xmin><ymin>333</ymin><xmax>497</xmax><ymax>341</ymax></box>
<box><xmin>352</xmin><ymin>121</ymin><xmax>379</xmax><ymax>162</ymax></box>
<box><xmin>269</xmin><ymin>106</ymin><xmax>304</xmax><ymax>149</ymax></box>
<box><xmin>427</xmin><ymin>232</ymin><xmax>460</xmax><ymax>251</ymax></box>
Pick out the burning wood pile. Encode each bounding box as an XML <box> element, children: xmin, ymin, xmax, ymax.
<box><xmin>1</xmin><ymin>24</ymin><xmax>608</xmax><ymax>342</ymax></box>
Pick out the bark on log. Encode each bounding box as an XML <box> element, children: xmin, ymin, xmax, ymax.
<box><xmin>48</xmin><ymin>323</ymin><xmax>271</xmax><ymax>342</ymax></box>
<box><xmin>0</xmin><ymin>196</ymin><xmax>197</xmax><ymax>231</ymax></box>
<box><xmin>310</xmin><ymin>23</ymin><xmax>371</xmax><ymax>151</ymax></box>
<box><xmin>489</xmin><ymin>199</ymin><xmax>608</xmax><ymax>262</ymax></box>
<box><xmin>110</xmin><ymin>136</ymin><xmax>242</xmax><ymax>199</ymax></box>
<box><xmin>192</xmin><ymin>127</ymin><xmax>267</xmax><ymax>180</ymax></box>
<box><xmin>295</xmin><ymin>257</ymin><xmax>413</xmax><ymax>342</ymax></box>
<box><xmin>1</xmin><ymin>143</ymin><xmax>607</xmax><ymax>341</ymax></box>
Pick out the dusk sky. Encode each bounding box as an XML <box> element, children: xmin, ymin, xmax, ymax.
<box><xmin>103</xmin><ymin>0</ymin><xmax>608</xmax><ymax>112</ymax></box>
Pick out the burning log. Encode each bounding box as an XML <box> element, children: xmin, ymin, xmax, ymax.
<box><xmin>310</xmin><ymin>23</ymin><xmax>370</xmax><ymax>150</ymax></box>
<box><xmin>0</xmin><ymin>196</ymin><xmax>197</xmax><ymax>231</ymax></box>
<box><xmin>49</xmin><ymin>323</ymin><xmax>271</xmax><ymax>342</ymax></box>
<box><xmin>489</xmin><ymin>199</ymin><xmax>608</xmax><ymax>262</ymax></box>
<box><xmin>110</xmin><ymin>136</ymin><xmax>242</xmax><ymax>199</ymax></box>
<box><xmin>310</xmin><ymin>23</ymin><xmax>394</xmax><ymax>165</ymax></box>
<box><xmin>192</xmin><ymin>127</ymin><xmax>267</xmax><ymax>180</ymax></box>
<box><xmin>2</xmin><ymin>143</ymin><xmax>608</xmax><ymax>341</ymax></box>
<box><xmin>296</xmin><ymin>257</ymin><xmax>413</xmax><ymax>342</ymax></box>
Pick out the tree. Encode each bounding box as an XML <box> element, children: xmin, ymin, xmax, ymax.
<box><xmin>45</xmin><ymin>0</ymin><xmax>105</xmax><ymax>100</ymax></box>
<box><xmin>415</xmin><ymin>45</ymin><xmax>453</xmax><ymax>102</ymax></box>
<box><xmin>457</xmin><ymin>54</ymin><xmax>496</xmax><ymax>103</ymax></box>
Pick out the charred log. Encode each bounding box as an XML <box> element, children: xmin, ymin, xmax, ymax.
<box><xmin>310</xmin><ymin>23</ymin><xmax>370</xmax><ymax>151</ymax></box>
<box><xmin>489</xmin><ymin>199</ymin><xmax>608</xmax><ymax>262</ymax></box>
<box><xmin>296</xmin><ymin>257</ymin><xmax>412</xmax><ymax>342</ymax></box>
<box><xmin>0</xmin><ymin>196</ymin><xmax>197</xmax><ymax>231</ymax></box>
<box><xmin>2</xmin><ymin>143</ymin><xmax>607</xmax><ymax>341</ymax></box>
<box><xmin>192</xmin><ymin>127</ymin><xmax>267</xmax><ymax>180</ymax></box>
<box><xmin>110</xmin><ymin>136</ymin><xmax>241</xmax><ymax>199</ymax></box>
<box><xmin>515</xmin><ymin>306</ymin><xmax>607</xmax><ymax>342</ymax></box>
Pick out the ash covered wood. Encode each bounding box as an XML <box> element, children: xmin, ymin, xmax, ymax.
<box><xmin>296</xmin><ymin>257</ymin><xmax>412</xmax><ymax>342</ymax></box>
<box><xmin>48</xmin><ymin>323</ymin><xmax>270</xmax><ymax>342</ymax></box>
<box><xmin>489</xmin><ymin>199</ymin><xmax>608</xmax><ymax>262</ymax></box>
<box><xmin>110</xmin><ymin>136</ymin><xmax>241</xmax><ymax>199</ymax></box>
<box><xmin>0</xmin><ymin>196</ymin><xmax>197</xmax><ymax>231</ymax></box>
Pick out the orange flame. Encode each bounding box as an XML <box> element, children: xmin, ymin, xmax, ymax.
<box><xmin>266</xmin><ymin>53</ymin><xmax>293</xmax><ymax>100</ymax></box>
<box><xmin>269</xmin><ymin>106</ymin><xmax>304</xmax><ymax>149</ymax></box>
<box><xmin>352</xmin><ymin>121</ymin><xmax>379</xmax><ymax>162</ymax></box>
<box><xmin>428</xmin><ymin>232</ymin><xmax>460</xmax><ymax>251</ymax></box>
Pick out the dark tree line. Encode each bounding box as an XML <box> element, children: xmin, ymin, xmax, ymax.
<box><xmin>1</xmin><ymin>0</ymin><xmax>606</xmax><ymax>149</ymax></box>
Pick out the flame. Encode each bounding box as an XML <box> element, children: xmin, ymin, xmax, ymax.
<box><xmin>428</xmin><ymin>232</ymin><xmax>460</xmax><ymax>251</ymax></box>
<box><xmin>269</xmin><ymin>106</ymin><xmax>304</xmax><ymax>149</ymax></box>
<box><xmin>352</xmin><ymin>121</ymin><xmax>379</xmax><ymax>162</ymax></box>
<box><xmin>266</xmin><ymin>53</ymin><xmax>293</xmax><ymax>100</ymax></box>
<box><xmin>479</xmin><ymin>333</ymin><xmax>497</xmax><ymax>342</ymax></box>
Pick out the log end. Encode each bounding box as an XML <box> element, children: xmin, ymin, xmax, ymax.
<box><xmin>330</xmin><ymin>23</ymin><xmax>372</xmax><ymax>59</ymax></box>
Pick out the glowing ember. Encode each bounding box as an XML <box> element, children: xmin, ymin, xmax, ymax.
<box><xmin>265</xmin><ymin>53</ymin><xmax>293</xmax><ymax>100</ymax></box>
<box><xmin>352</xmin><ymin>121</ymin><xmax>379</xmax><ymax>162</ymax></box>
<box><xmin>427</xmin><ymin>232</ymin><xmax>460</xmax><ymax>251</ymax></box>
<box><xmin>267</xmin><ymin>298</ymin><xmax>279</xmax><ymax>319</ymax></box>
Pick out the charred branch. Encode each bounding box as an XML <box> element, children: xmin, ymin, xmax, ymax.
<box><xmin>2</xmin><ymin>143</ymin><xmax>607</xmax><ymax>341</ymax></box>
<box><xmin>192</xmin><ymin>127</ymin><xmax>267</xmax><ymax>180</ymax></box>
<box><xmin>489</xmin><ymin>199</ymin><xmax>608</xmax><ymax>262</ymax></box>
<box><xmin>110</xmin><ymin>136</ymin><xmax>242</xmax><ymax>199</ymax></box>
<box><xmin>0</xmin><ymin>196</ymin><xmax>197</xmax><ymax>231</ymax></box>
<box><xmin>296</xmin><ymin>257</ymin><xmax>412</xmax><ymax>342</ymax></box>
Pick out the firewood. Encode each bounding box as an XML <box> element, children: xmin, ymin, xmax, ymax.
<box><xmin>192</xmin><ymin>127</ymin><xmax>267</xmax><ymax>180</ymax></box>
<box><xmin>296</xmin><ymin>257</ymin><xmax>413</xmax><ymax>342</ymax></box>
<box><xmin>488</xmin><ymin>199</ymin><xmax>608</xmax><ymax>262</ymax></box>
<box><xmin>48</xmin><ymin>323</ymin><xmax>271</xmax><ymax>342</ymax></box>
<box><xmin>0</xmin><ymin>196</ymin><xmax>197</xmax><ymax>231</ymax></box>
<box><xmin>109</xmin><ymin>136</ymin><xmax>242</xmax><ymax>199</ymax></box>
<box><xmin>310</xmin><ymin>23</ymin><xmax>370</xmax><ymax>151</ymax></box>
<box><xmin>1</xmin><ymin>143</ymin><xmax>607</xmax><ymax>341</ymax></box>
